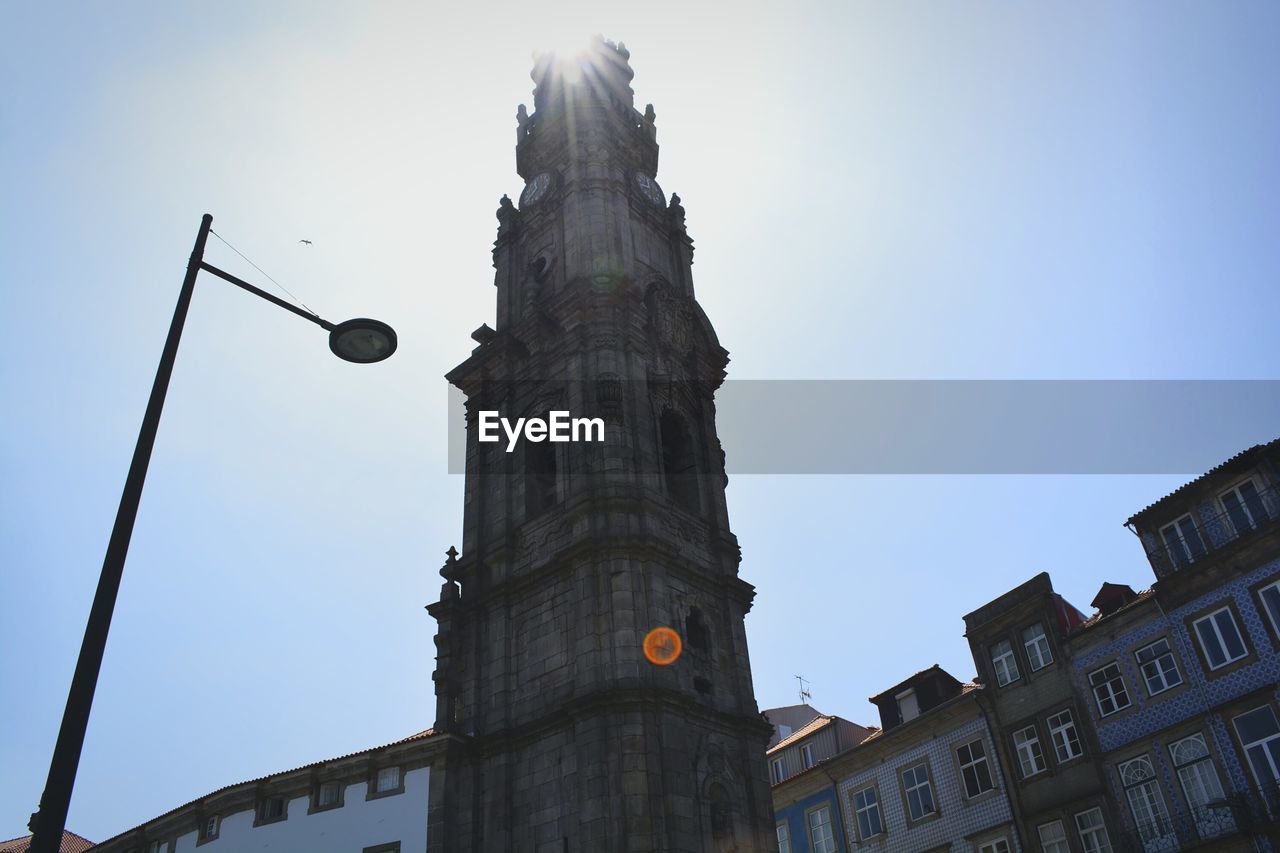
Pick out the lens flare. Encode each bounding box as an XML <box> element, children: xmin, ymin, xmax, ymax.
<box><xmin>643</xmin><ymin>627</ymin><xmax>683</xmax><ymax>666</ymax></box>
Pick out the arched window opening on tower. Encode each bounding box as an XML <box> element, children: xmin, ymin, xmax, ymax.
<box><xmin>525</xmin><ymin>432</ymin><xmax>557</xmax><ymax>518</ymax></box>
<box><xmin>686</xmin><ymin>608</ymin><xmax>710</xmax><ymax>652</ymax></box>
<box><xmin>709</xmin><ymin>783</ymin><xmax>732</xmax><ymax>841</ymax></box>
<box><xmin>661</xmin><ymin>409</ymin><xmax>701</xmax><ymax>513</ymax></box>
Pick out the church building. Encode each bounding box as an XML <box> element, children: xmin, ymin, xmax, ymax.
<box><xmin>87</xmin><ymin>37</ymin><xmax>776</xmax><ymax>853</ymax></box>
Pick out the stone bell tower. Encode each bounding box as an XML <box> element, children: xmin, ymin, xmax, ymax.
<box><xmin>428</xmin><ymin>37</ymin><xmax>776</xmax><ymax>852</ymax></box>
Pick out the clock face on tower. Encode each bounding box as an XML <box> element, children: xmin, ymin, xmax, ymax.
<box><xmin>633</xmin><ymin>171</ymin><xmax>665</xmax><ymax>207</ymax></box>
<box><xmin>520</xmin><ymin>172</ymin><xmax>552</xmax><ymax>207</ymax></box>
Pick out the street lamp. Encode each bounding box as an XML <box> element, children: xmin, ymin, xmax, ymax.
<box><xmin>29</xmin><ymin>213</ymin><xmax>396</xmax><ymax>853</ymax></box>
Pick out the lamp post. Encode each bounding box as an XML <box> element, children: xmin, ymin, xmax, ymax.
<box><xmin>29</xmin><ymin>214</ymin><xmax>396</xmax><ymax>853</ymax></box>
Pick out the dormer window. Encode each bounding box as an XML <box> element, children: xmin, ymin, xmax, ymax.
<box><xmin>1221</xmin><ymin>479</ymin><xmax>1270</xmax><ymax>536</ymax></box>
<box><xmin>896</xmin><ymin>688</ymin><xmax>919</xmax><ymax>722</ymax></box>
<box><xmin>801</xmin><ymin>742</ymin><xmax>816</xmax><ymax>769</ymax></box>
<box><xmin>1159</xmin><ymin>514</ymin><xmax>1206</xmax><ymax>569</ymax></box>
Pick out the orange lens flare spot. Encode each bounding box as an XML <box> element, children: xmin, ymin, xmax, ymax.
<box><xmin>643</xmin><ymin>627</ymin><xmax>683</xmax><ymax>666</ymax></box>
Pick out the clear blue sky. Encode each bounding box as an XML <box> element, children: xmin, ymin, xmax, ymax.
<box><xmin>3</xmin><ymin>0</ymin><xmax>1278</xmax><ymax>843</ymax></box>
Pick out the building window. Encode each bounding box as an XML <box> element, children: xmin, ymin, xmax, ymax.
<box><xmin>1192</xmin><ymin>607</ymin><xmax>1248</xmax><ymax>670</ymax></box>
<box><xmin>1088</xmin><ymin>662</ymin><xmax>1131</xmax><ymax>717</ymax></box>
<box><xmin>1013</xmin><ymin>725</ymin><xmax>1047</xmax><ymax>778</ymax></box>
<box><xmin>1160</xmin><ymin>514</ymin><xmax>1205</xmax><ymax>569</ymax></box>
<box><xmin>978</xmin><ymin>840</ymin><xmax>1011</xmax><ymax>853</ymax></box>
<box><xmin>770</xmin><ymin>756</ymin><xmax>786</xmax><ymax>785</ymax></box>
<box><xmin>146</xmin><ymin>842</ymin><xmax>170</xmax><ymax>853</ymax></box>
<box><xmin>801</xmin><ymin>743</ymin><xmax>815</xmax><ymax>770</ymax></box>
<box><xmin>897</xmin><ymin>688</ymin><xmax>919</xmax><ymax>722</ymax></box>
<box><xmin>524</xmin><ymin>430</ymin><xmax>557</xmax><ymax>518</ymax></box>
<box><xmin>197</xmin><ymin>815</ymin><xmax>219</xmax><ymax>842</ymax></box>
<box><xmin>1135</xmin><ymin>638</ymin><xmax>1182</xmax><ymax>695</ymax></box>
<box><xmin>776</xmin><ymin>724</ymin><xmax>792</xmax><ymax>740</ymax></box>
<box><xmin>371</xmin><ymin>766</ymin><xmax>403</xmax><ymax>797</ymax></box>
<box><xmin>1119</xmin><ymin>756</ymin><xmax>1174</xmax><ymax>849</ymax></box>
<box><xmin>1046</xmin><ymin>709</ymin><xmax>1083</xmax><ymax>762</ymax></box>
<box><xmin>1232</xmin><ymin>706</ymin><xmax>1280</xmax><ymax>789</ymax></box>
<box><xmin>806</xmin><ymin>806</ymin><xmax>837</xmax><ymax>853</ymax></box>
<box><xmin>1258</xmin><ymin>580</ymin><xmax>1280</xmax><ymax>638</ymax></box>
<box><xmin>1037</xmin><ymin>820</ymin><xmax>1070</xmax><ymax>853</ymax></box>
<box><xmin>313</xmin><ymin>780</ymin><xmax>343</xmax><ymax>811</ymax></box>
<box><xmin>1074</xmin><ymin>807</ymin><xmax>1113</xmax><ymax>853</ymax></box>
<box><xmin>1220</xmin><ymin>478</ymin><xmax>1270</xmax><ymax>535</ymax></box>
<box><xmin>660</xmin><ymin>409</ymin><xmax>701</xmax><ymax>514</ymax></box>
<box><xmin>852</xmin><ymin>787</ymin><xmax>882</xmax><ymax>840</ymax></box>
<box><xmin>956</xmin><ymin>738</ymin><xmax>994</xmax><ymax>798</ymax></box>
<box><xmin>991</xmin><ymin>639</ymin><xmax>1020</xmax><ymax>687</ymax></box>
<box><xmin>1023</xmin><ymin>622</ymin><xmax>1053</xmax><ymax>671</ymax></box>
<box><xmin>1169</xmin><ymin>733</ymin><xmax>1233</xmax><ymax>838</ymax></box>
<box><xmin>901</xmin><ymin>762</ymin><xmax>935</xmax><ymax>821</ymax></box>
<box><xmin>775</xmin><ymin>822</ymin><xmax>791</xmax><ymax>853</ymax></box>
<box><xmin>254</xmin><ymin>796</ymin><xmax>287</xmax><ymax>826</ymax></box>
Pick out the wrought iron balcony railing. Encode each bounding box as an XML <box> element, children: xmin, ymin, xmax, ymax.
<box><xmin>1119</xmin><ymin>782</ymin><xmax>1280</xmax><ymax>852</ymax></box>
<box><xmin>1147</xmin><ymin>482</ymin><xmax>1280</xmax><ymax>576</ymax></box>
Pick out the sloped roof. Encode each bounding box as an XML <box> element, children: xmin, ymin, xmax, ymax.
<box><xmin>1126</xmin><ymin>438</ymin><xmax>1279</xmax><ymax>525</ymax></box>
<box><xmin>868</xmin><ymin>664</ymin><xmax>960</xmax><ymax>703</ymax></box>
<box><xmin>1074</xmin><ymin>587</ymin><xmax>1156</xmax><ymax>633</ymax></box>
<box><xmin>88</xmin><ymin>729</ymin><xmax>439</xmax><ymax>850</ymax></box>
<box><xmin>767</xmin><ymin>715</ymin><xmax>834</xmax><ymax>754</ymax></box>
<box><xmin>0</xmin><ymin>831</ymin><xmax>94</xmax><ymax>853</ymax></box>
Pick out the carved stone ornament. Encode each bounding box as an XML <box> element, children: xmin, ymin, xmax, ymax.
<box><xmin>648</xmin><ymin>284</ymin><xmax>694</xmax><ymax>355</ymax></box>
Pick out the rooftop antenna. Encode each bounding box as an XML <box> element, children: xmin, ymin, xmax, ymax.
<box><xmin>795</xmin><ymin>675</ymin><xmax>812</xmax><ymax>704</ymax></box>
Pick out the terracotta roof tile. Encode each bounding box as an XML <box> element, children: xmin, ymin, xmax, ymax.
<box><xmin>1126</xmin><ymin>438</ymin><xmax>1279</xmax><ymax>525</ymax></box>
<box><xmin>87</xmin><ymin>729</ymin><xmax>439</xmax><ymax>850</ymax></box>
<box><xmin>767</xmin><ymin>715</ymin><xmax>833</xmax><ymax>754</ymax></box>
<box><xmin>0</xmin><ymin>831</ymin><xmax>94</xmax><ymax>853</ymax></box>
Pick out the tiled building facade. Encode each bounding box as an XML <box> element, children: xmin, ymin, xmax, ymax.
<box><xmin>1068</xmin><ymin>441</ymin><xmax>1280</xmax><ymax>852</ymax></box>
<box><xmin>771</xmin><ymin>439</ymin><xmax>1280</xmax><ymax>853</ymax></box>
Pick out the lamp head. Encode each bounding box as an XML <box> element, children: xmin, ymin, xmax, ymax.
<box><xmin>329</xmin><ymin>318</ymin><xmax>397</xmax><ymax>364</ymax></box>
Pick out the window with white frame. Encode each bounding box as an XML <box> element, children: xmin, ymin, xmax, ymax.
<box><xmin>197</xmin><ymin>814</ymin><xmax>219</xmax><ymax>842</ymax></box>
<box><xmin>901</xmin><ymin>762</ymin><xmax>935</xmax><ymax>821</ymax></box>
<box><xmin>776</xmin><ymin>723</ymin><xmax>792</xmax><ymax>740</ymax></box>
<box><xmin>1160</xmin><ymin>514</ymin><xmax>1205</xmax><ymax>569</ymax></box>
<box><xmin>897</xmin><ymin>688</ymin><xmax>920</xmax><ymax>722</ymax></box>
<box><xmin>1232</xmin><ymin>706</ymin><xmax>1280</xmax><ymax>788</ymax></box>
<box><xmin>991</xmin><ymin>639</ymin><xmax>1020</xmax><ymax>687</ymax></box>
<box><xmin>1074</xmin><ymin>808</ymin><xmax>1113</xmax><ymax>853</ymax></box>
<box><xmin>1192</xmin><ymin>607</ymin><xmax>1248</xmax><ymax>670</ymax></box>
<box><xmin>1119</xmin><ymin>756</ymin><xmax>1175</xmax><ymax>850</ymax></box>
<box><xmin>1037</xmin><ymin>820</ymin><xmax>1070</xmax><ymax>853</ymax></box>
<box><xmin>978</xmin><ymin>839</ymin><xmax>1011</xmax><ymax>853</ymax></box>
<box><xmin>806</xmin><ymin>806</ymin><xmax>837</xmax><ymax>853</ymax></box>
<box><xmin>147</xmin><ymin>841</ymin><xmax>169</xmax><ymax>853</ymax></box>
<box><xmin>1259</xmin><ymin>580</ymin><xmax>1280</xmax><ymax>638</ymax></box>
<box><xmin>1023</xmin><ymin>622</ymin><xmax>1053</xmax><ymax>671</ymax></box>
<box><xmin>1013</xmin><ymin>725</ymin><xmax>1047</xmax><ymax>778</ymax></box>
<box><xmin>1089</xmin><ymin>662</ymin><xmax>1131</xmax><ymax>716</ymax></box>
<box><xmin>1220</xmin><ymin>478</ymin><xmax>1270</xmax><ymax>535</ymax></box>
<box><xmin>771</xmin><ymin>756</ymin><xmax>786</xmax><ymax>785</ymax></box>
<box><xmin>775</xmin><ymin>822</ymin><xmax>792</xmax><ymax>853</ymax></box>
<box><xmin>1135</xmin><ymin>637</ymin><xmax>1182</xmax><ymax>695</ymax></box>
<box><xmin>316</xmin><ymin>780</ymin><xmax>342</xmax><ymax>809</ymax></box>
<box><xmin>1169</xmin><ymin>733</ymin><xmax>1232</xmax><ymax>838</ymax></box>
<box><xmin>374</xmin><ymin>766</ymin><xmax>402</xmax><ymax>794</ymax></box>
<box><xmin>957</xmin><ymin>738</ymin><xmax>994</xmax><ymax>797</ymax></box>
<box><xmin>852</xmin><ymin>786</ymin><xmax>882</xmax><ymax>840</ymax></box>
<box><xmin>1047</xmin><ymin>709</ymin><xmax>1083</xmax><ymax>762</ymax></box>
<box><xmin>801</xmin><ymin>742</ymin><xmax>815</xmax><ymax>770</ymax></box>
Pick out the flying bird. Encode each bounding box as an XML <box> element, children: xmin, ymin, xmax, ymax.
<box><xmin>299</xmin><ymin>239</ymin><xmax>312</xmax><ymax>245</ymax></box>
